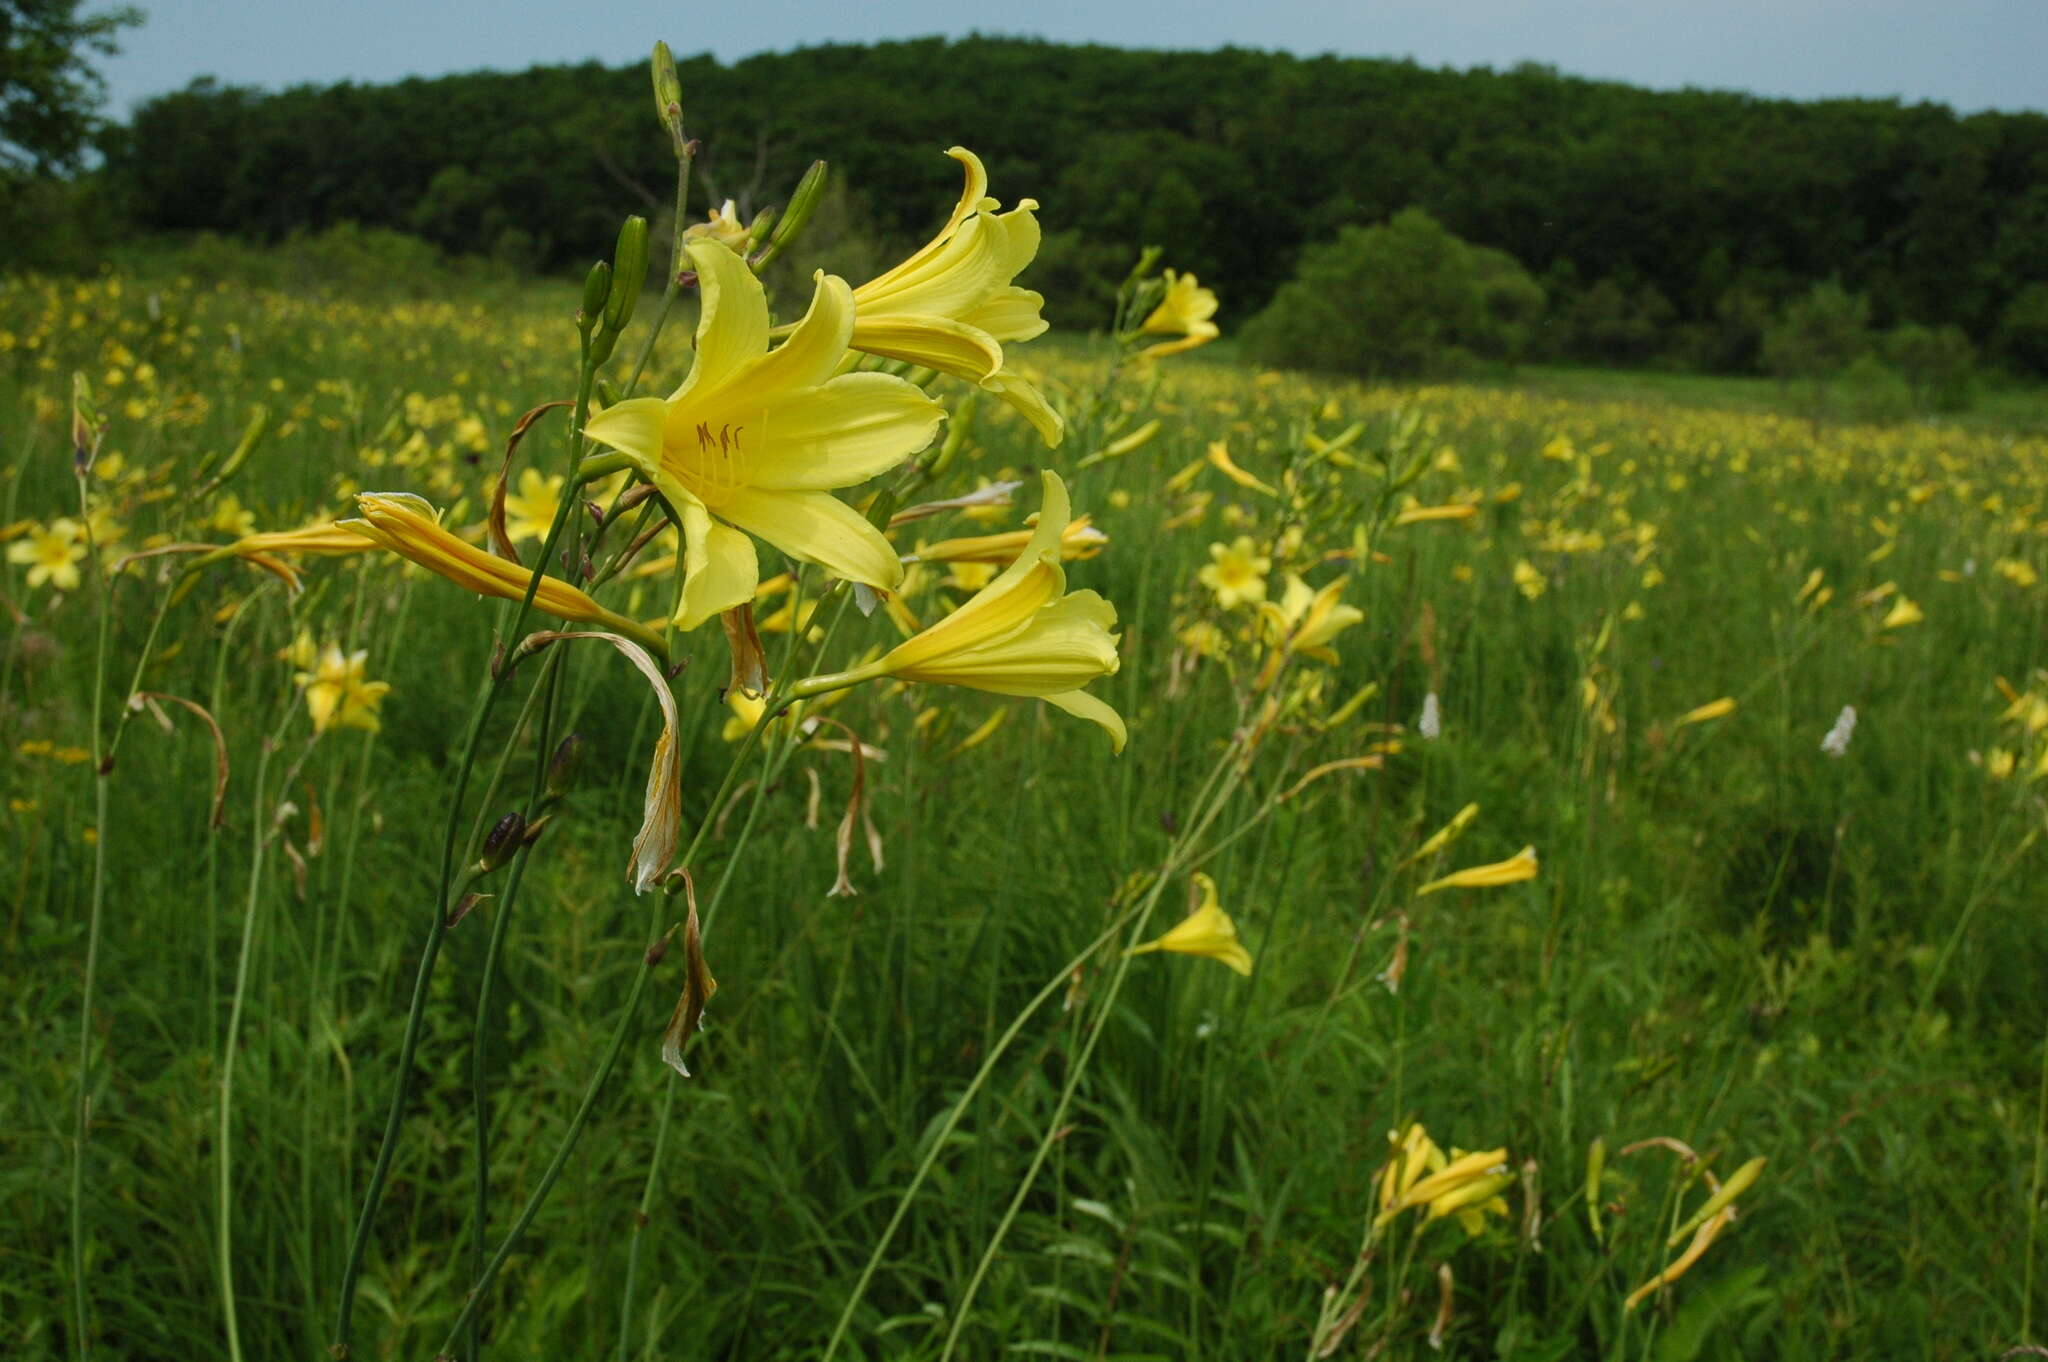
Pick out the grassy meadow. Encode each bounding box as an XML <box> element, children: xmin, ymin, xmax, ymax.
<box><xmin>5</xmin><ymin>257</ymin><xmax>2048</xmax><ymax>1362</ymax></box>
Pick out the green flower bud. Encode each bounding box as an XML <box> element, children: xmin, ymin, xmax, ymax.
<box><xmin>579</xmin><ymin>260</ymin><xmax>612</xmax><ymax>333</ymax></box>
<box><xmin>752</xmin><ymin>160</ymin><xmax>828</xmax><ymax>272</ymax></box>
<box><xmin>605</xmin><ymin>216</ymin><xmax>649</xmax><ymax>333</ymax></box>
<box><xmin>651</xmin><ymin>42</ymin><xmax>685</xmax><ymax>150</ymax></box>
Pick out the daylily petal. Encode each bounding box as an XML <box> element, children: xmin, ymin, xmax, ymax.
<box><xmin>1040</xmin><ymin>688</ymin><xmax>1127</xmax><ymax>753</ymax></box>
<box><xmin>584</xmin><ymin>396</ymin><xmax>668</xmax><ymax>476</ymax></box>
<box><xmin>675</xmin><ymin>491</ymin><xmax>760</xmax><ymax>631</ymax></box>
<box><xmin>739</xmin><ymin>374</ymin><xmax>949</xmax><ymax>491</ymax></box>
<box><xmin>675</xmin><ymin>240</ymin><xmax>769</xmax><ymax>399</ymax></box>
<box><xmin>848</xmin><ymin>314</ymin><xmax>1005</xmax><ymax>383</ymax></box>
<box><xmin>717</xmin><ymin>487</ymin><xmax>904</xmax><ymax>590</ymax></box>
<box><xmin>735</xmin><ymin>270</ymin><xmax>855</xmax><ymax>394</ymax></box>
<box><xmin>980</xmin><ymin>368</ymin><xmax>1064</xmax><ymax>446</ymax></box>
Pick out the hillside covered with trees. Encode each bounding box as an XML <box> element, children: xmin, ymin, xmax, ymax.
<box><xmin>86</xmin><ymin>37</ymin><xmax>2048</xmax><ymax>374</ymax></box>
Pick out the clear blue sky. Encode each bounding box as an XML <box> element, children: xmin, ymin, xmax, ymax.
<box><xmin>98</xmin><ymin>0</ymin><xmax>2047</xmax><ymax>118</ymax></box>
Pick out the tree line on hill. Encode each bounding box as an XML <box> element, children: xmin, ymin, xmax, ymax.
<box><xmin>19</xmin><ymin>36</ymin><xmax>2048</xmax><ymax>382</ymax></box>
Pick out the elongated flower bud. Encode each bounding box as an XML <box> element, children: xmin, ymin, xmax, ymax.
<box><xmin>477</xmin><ymin>812</ymin><xmax>526</xmax><ymax>872</ymax></box>
<box><xmin>579</xmin><ymin>261</ymin><xmax>612</xmax><ymax>333</ymax></box>
<box><xmin>651</xmin><ymin>41</ymin><xmax>684</xmax><ymax>150</ymax></box>
<box><xmin>546</xmin><ymin>732</ymin><xmax>585</xmax><ymax>798</ymax></box>
<box><xmin>753</xmin><ymin>160</ymin><xmax>827</xmax><ymax>271</ymax></box>
<box><xmin>605</xmin><ymin>216</ymin><xmax>649</xmax><ymax>333</ymax></box>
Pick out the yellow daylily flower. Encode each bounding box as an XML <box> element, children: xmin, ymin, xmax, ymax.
<box><xmin>6</xmin><ymin>519</ymin><xmax>87</xmax><ymax>590</ymax></box>
<box><xmin>1394</xmin><ymin>502</ymin><xmax>1479</xmax><ymax>526</ymax></box>
<box><xmin>342</xmin><ymin>493</ymin><xmax>662</xmax><ymax>653</ymax></box>
<box><xmin>1204</xmin><ymin>440</ymin><xmax>1277</xmax><ymax>496</ymax></box>
<box><xmin>792</xmin><ymin>471</ymin><xmax>1125</xmax><ymax>752</ymax></box>
<box><xmin>1137</xmin><ymin>270</ymin><xmax>1220</xmax><ymax>359</ymax></box>
<box><xmin>911</xmin><ymin>515</ymin><xmax>1107</xmax><ymax>565</ymax></box>
<box><xmin>681</xmin><ymin>198</ymin><xmax>750</xmax><ymax>252</ymax></box>
<box><xmin>1624</xmin><ymin>1207</ymin><xmax>1739</xmax><ymax>1313</ymax></box>
<box><xmin>501</xmin><ymin>467</ymin><xmax>564</xmax><ymax>543</ymax></box>
<box><xmin>294</xmin><ymin>644</ymin><xmax>391</xmax><ymax>734</ymax></box>
<box><xmin>1375</xmin><ymin>1140</ymin><xmax>1512</xmax><ymax>1228</ymax></box>
<box><xmin>1881</xmin><ymin>595</ymin><xmax>1924</xmax><ymax>629</ymax></box>
<box><xmin>1198</xmin><ymin>536</ymin><xmax>1269</xmax><ymax>608</ymax></box>
<box><xmin>207</xmin><ymin>493</ymin><xmax>257</xmax><ymax>538</ymax></box>
<box><xmin>1416</xmin><ymin>845</ymin><xmax>1538</xmax><ymax>896</ymax></box>
<box><xmin>1256</xmin><ymin>573</ymin><xmax>1363</xmax><ymax>664</ymax></box>
<box><xmin>228</xmin><ymin>520</ymin><xmax>379</xmax><ymax>557</ymax></box>
<box><xmin>1124</xmin><ymin>872</ymin><xmax>1253</xmax><ymax>975</ymax></box>
<box><xmin>847</xmin><ymin>147</ymin><xmax>1062</xmax><ymax>446</ymax></box>
<box><xmin>585</xmin><ymin>240</ymin><xmax>944</xmax><ymax>630</ymax></box>
<box><xmin>1676</xmin><ymin>696</ymin><xmax>1736</xmax><ymax>727</ymax></box>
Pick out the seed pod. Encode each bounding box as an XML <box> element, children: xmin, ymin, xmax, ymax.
<box><xmin>546</xmin><ymin>732</ymin><xmax>586</xmax><ymax>798</ymax></box>
<box><xmin>478</xmin><ymin>811</ymin><xmax>526</xmax><ymax>872</ymax></box>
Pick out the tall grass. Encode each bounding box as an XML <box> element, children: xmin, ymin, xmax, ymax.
<box><xmin>3</xmin><ymin>261</ymin><xmax>2045</xmax><ymax>1360</ymax></box>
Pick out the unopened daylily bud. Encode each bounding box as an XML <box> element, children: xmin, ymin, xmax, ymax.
<box><xmin>650</xmin><ymin>41</ymin><xmax>684</xmax><ymax>149</ymax></box>
<box><xmin>745</xmin><ymin>205</ymin><xmax>778</xmax><ymax>253</ymax></box>
<box><xmin>197</xmin><ymin>405</ymin><xmax>269</xmax><ymax>497</ymax></box>
<box><xmin>604</xmin><ymin>216</ymin><xmax>649</xmax><ymax>333</ymax></box>
<box><xmin>579</xmin><ymin>261</ymin><xmax>612</xmax><ymax>333</ymax></box>
<box><xmin>753</xmin><ymin>160</ymin><xmax>827</xmax><ymax>272</ymax></box>
<box><xmin>478</xmin><ymin>811</ymin><xmax>526</xmax><ymax>872</ymax></box>
<box><xmin>546</xmin><ymin>732</ymin><xmax>585</xmax><ymax>797</ymax></box>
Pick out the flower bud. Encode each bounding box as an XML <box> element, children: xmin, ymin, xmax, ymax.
<box><xmin>579</xmin><ymin>260</ymin><xmax>612</xmax><ymax>333</ymax></box>
<box><xmin>477</xmin><ymin>811</ymin><xmax>526</xmax><ymax>872</ymax></box>
<box><xmin>545</xmin><ymin>732</ymin><xmax>585</xmax><ymax>797</ymax></box>
<box><xmin>752</xmin><ymin>160</ymin><xmax>827</xmax><ymax>271</ymax></box>
<box><xmin>604</xmin><ymin>216</ymin><xmax>649</xmax><ymax>334</ymax></box>
<box><xmin>650</xmin><ymin>41</ymin><xmax>685</xmax><ymax>150</ymax></box>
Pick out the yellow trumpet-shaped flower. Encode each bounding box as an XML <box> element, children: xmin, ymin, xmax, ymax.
<box><xmin>294</xmin><ymin>644</ymin><xmax>391</xmax><ymax>734</ymax></box>
<box><xmin>1198</xmin><ymin>536</ymin><xmax>1269</xmax><ymax>609</ymax></box>
<box><xmin>911</xmin><ymin>515</ymin><xmax>1107</xmax><ymax>565</ymax></box>
<box><xmin>1401</xmin><ymin>802</ymin><xmax>1481</xmax><ymax>867</ymax></box>
<box><xmin>1374</xmin><ymin>1134</ymin><xmax>1512</xmax><ymax>1229</ymax></box>
<box><xmin>585</xmin><ymin>240</ymin><xmax>945</xmax><ymax>630</ymax></box>
<box><xmin>1257</xmin><ymin>573</ymin><xmax>1363</xmax><ymax>664</ymax></box>
<box><xmin>6</xmin><ymin>519</ymin><xmax>87</xmax><ymax>591</ymax></box>
<box><xmin>793</xmin><ymin>471</ymin><xmax>1125</xmax><ymax>752</ymax></box>
<box><xmin>1624</xmin><ymin>1207</ymin><xmax>1739</xmax><ymax>1312</ymax></box>
<box><xmin>1416</xmin><ymin>845</ymin><xmax>1538</xmax><ymax>896</ymax></box>
<box><xmin>342</xmin><ymin>493</ymin><xmax>661</xmax><ymax>652</ymax></box>
<box><xmin>847</xmin><ymin>147</ymin><xmax>1062</xmax><ymax>446</ymax></box>
<box><xmin>229</xmin><ymin>520</ymin><xmax>379</xmax><ymax>557</ymax></box>
<box><xmin>1137</xmin><ymin>270</ymin><xmax>1220</xmax><ymax>359</ymax></box>
<box><xmin>681</xmin><ymin>198</ymin><xmax>750</xmax><ymax>252</ymax></box>
<box><xmin>1124</xmin><ymin>872</ymin><xmax>1253</xmax><ymax>975</ymax></box>
<box><xmin>1880</xmin><ymin>595</ymin><xmax>1924</xmax><ymax>630</ymax></box>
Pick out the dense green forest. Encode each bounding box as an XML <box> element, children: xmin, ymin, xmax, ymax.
<box><xmin>69</xmin><ymin>36</ymin><xmax>2048</xmax><ymax>373</ymax></box>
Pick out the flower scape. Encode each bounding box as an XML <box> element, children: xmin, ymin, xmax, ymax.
<box><xmin>6</xmin><ymin>35</ymin><xmax>2041</xmax><ymax>1362</ymax></box>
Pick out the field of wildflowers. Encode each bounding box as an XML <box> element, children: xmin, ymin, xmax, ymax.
<box><xmin>5</xmin><ymin>53</ymin><xmax>2048</xmax><ymax>1362</ymax></box>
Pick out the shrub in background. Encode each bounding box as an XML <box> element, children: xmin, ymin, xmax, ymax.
<box><xmin>1240</xmin><ymin>208</ymin><xmax>1544</xmax><ymax>378</ymax></box>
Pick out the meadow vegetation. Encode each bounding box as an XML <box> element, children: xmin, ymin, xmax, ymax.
<box><xmin>4</xmin><ymin>47</ymin><xmax>2048</xmax><ymax>1362</ymax></box>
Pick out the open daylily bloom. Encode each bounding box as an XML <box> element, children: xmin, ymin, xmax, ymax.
<box><xmin>585</xmin><ymin>240</ymin><xmax>944</xmax><ymax>630</ymax></box>
<box><xmin>342</xmin><ymin>493</ymin><xmax>663</xmax><ymax>653</ymax></box>
<box><xmin>910</xmin><ymin>515</ymin><xmax>1106</xmax><ymax>565</ymax></box>
<box><xmin>681</xmin><ymin>198</ymin><xmax>750</xmax><ymax>252</ymax></box>
<box><xmin>1416</xmin><ymin>845</ymin><xmax>1538</xmax><ymax>895</ymax></box>
<box><xmin>1375</xmin><ymin>1141</ymin><xmax>1512</xmax><ymax>1229</ymax></box>
<box><xmin>1125</xmin><ymin>872</ymin><xmax>1253</xmax><ymax>975</ymax></box>
<box><xmin>846</xmin><ymin>147</ymin><xmax>1063</xmax><ymax>446</ymax></box>
<box><xmin>294</xmin><ymin>645</ymin><xmax>391</xmax><ymax>734</ymax></box>
<box><xmin>1136</xmin><ymin>270</ymin><xmax>1220</xmax><ymax>359</ymax></box>
<box><xmin>791</xmin><ymin>471</ymin><xmax>1125</xmax><ymax>752</ymax></box>
<box><xmin>1257</xmin><ymin>573</ymin><xmax>1364</xmax><ymax>664</ymax></box>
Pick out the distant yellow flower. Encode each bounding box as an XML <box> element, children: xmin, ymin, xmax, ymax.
<box><xmin>1881</xmin><ymin>595</ymin><xmax>1923</xmax><ymax>629</ymax></box>
<box><xmin>792</xmin><ymin>471</ymin><xmax>1124</xmax><ymax>752</ymax></box>
<box><xmin>294</xmin><ymin>644</ymin><xmax>391</xmax><ymax>734</ymax></box>
<box><xmin>1124</xmin><ymin>872</ymin><xmax>1253</xmax><ymax>975</ymax></box>
<box><xmin>207</xmin><ymin>494</ymin><xmax>257</xmax><ymax>538</ymax></box>
<box><xmin>1198</xmin><ymin>536</ymin><xmax>1269</xmax><ymax>609</ymax></box>
<box><xmin>913</xmin><ymin>515</ymin><xmax>1106</xmax><ymax>565</ymax></box>
<box><xmin>1205</xmin><ymin>441</ymin><xmax>1277</xmax><ymax>496</ymax></box>
<box><xmin>1257</xmin><ymin>573</ymin><xmax>1363</xmax><ymax>664</ymax></box>
<box><xmin>584</xmin><ymin>240</ymin><xmax>944</xmax><ymax>630</ymax></box>
<box><xmin>1512</xmin><ymin>559</ymin><xmax>1546</xmax><ymax>600</ymax></box>
<box><xmin>1393</xmin><ymin>503</ymin><xmax>1479</xmax><ymax>526</ymax></box>
<box><xmin>1137</xmin><ymin>270</ymin><xmax>1220</xmax><ymax>359</ymax></box>
<box><xmin>343</xmin><ymin>493</ymin><xmax>663</xmax><ymax>653</ymax></box>
<box><xmin>501</xmin><ymin>467</ymin><xmax>564</xmax><ymax>543</ymax></box>
<box><xmin>681</xmin><ymin>198</ymin><xmax>750</xmax><ymax>252</ymax></box>
<box><xmin>7</xmin><ymin>519</ymin><xmax>86</xmax><ymax>590</ymax></box>
<box><xmin>1375</xmin><ymin>1129</ymin><xmax>1512</xmax><ymax>1230</ymax></box>
<box><xmin>1676</xmin><ymin>697</ymin><xmax>1736</xmax><ymax>727</ymax></box>
<box><xmin>846</xmin><ymin>147</ymin><xmax>1061</xmax><ymax>445</ymax></box>
<box><xmin>1416</xmin><ymin>845</ymin><xmax>1538</xmax><ymax>896</ymax></box>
